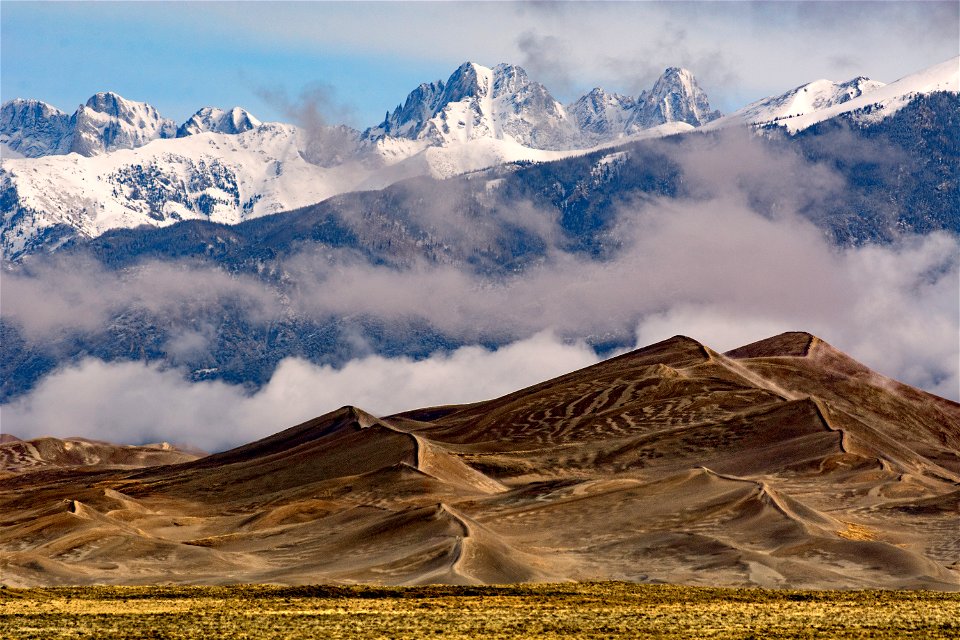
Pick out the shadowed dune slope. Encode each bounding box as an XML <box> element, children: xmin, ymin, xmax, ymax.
<box><xmin>1</xmin><ymin>332</ymin><xmax>958</xmax><ymax>589</ymax></box>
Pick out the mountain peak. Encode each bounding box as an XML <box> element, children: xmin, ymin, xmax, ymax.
<box><xmin>85</xmin><ymin>90</ymin><xmax>125</xmax><ymax>110</ymax></box>
<box><xmin>364</xmin><ymin>60</ymin><xmax>575</xmax><ymax>149</ymax></box>
<box><xmin>70</xmin><ymin>92</ymin><xmax>176</xmax><ymax>156</ymax></box>
<box><xmin>3</xmin><ymin>97</ymin><xmax>66</xmax><ymax>114</ymax></box>
<box><xmin>568</xmin><ymin>87</ymin><xmax>637</xmax><ymax>142</ymax></box>
<box><xmin>458</xmin><ymin>60</ymin><xmax>494</xmax><ymax>76</ymax></box>
<box><xmin>82</xmin><ymin>91</ymin><xmax>163</xmax><ymax>121</ymax></box>
<box><xmin>661</xmin><ymin>66</ymin><xmax>694</xmax><ymax>78</ymax></box>
<box><xmin>177</xmin><ymin>106</ymin><xmax>261</xmax><ymax>137</ymax></box>
<box><xmin>629</xmin><ymin>67</ymin><xmax>721</xmax><ymax>130</ymax></box>
<box><xmin>441</xmin><ymin>61</ymin><xmax>492</xmax><ymax>103</ymax></box>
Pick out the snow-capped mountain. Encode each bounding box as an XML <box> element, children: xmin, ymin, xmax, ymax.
<box><xmin>626</xmin><ymin>67</ymin><xmax>722</xmax><ymax>131</ymax></box>
<box><xmin>2</xmin><ymin>57</ymin><xmax>955</xmax><ymax>261</ymax></box>
<box><xmin>368</xmin><ymin>63</ymin><xmax>721</xmax><ymax>150</ymax></box>
<box><xmin>0</xmin><ymin>123</ymin><xmax>386</xmax><ymax>258</ymax></box>
<box><xmin>568</xmin><ymin>88</ymin><xmax>637</xmax><ymax>144</ymax></box>
<box><xmin>0</xmin><ymin>93</ymin><xmax>259</xmax><ymax>160</ymax></box>
<box><xmin>365</xmin><ymin>62</ymin><xmax>579</xmax><ymax>150</ymax></box>
<box><xmin>0</xmin><ymin>100</ymin><xmax>74</xmax><ymax>158</ymax></box>
<box><xmin>69</xmin><ymin>92</ymin><xmax>177</xmax><ymax>156</ymax></box>
<box><xmin>713</xmin><ymin>77</ymin><xmax>886</xmax><ymax>128</ymax></box>
<box><xmin>177</xmin><ymin>107</ymin><xmax>261</xmax><ymax>137</ymax></box>
<box><xmin>565</xmin><ymin>67</ymin><xmax>721</xmax><ymax>142</ymax></box>
<box><xmin>707</xmin><ymin>56</ymin><xmax>958</xmax><ymax>132</ymax></box>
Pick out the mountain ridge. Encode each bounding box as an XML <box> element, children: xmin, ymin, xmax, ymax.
<box><xmin>3</xmin><ymin>57</ymin><xmax>955</xmax><ymax>261</ymax></box>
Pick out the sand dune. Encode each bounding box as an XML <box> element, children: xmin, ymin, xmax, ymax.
<box><xmin>1</xmin><ymin>331</ymin><xmax>957</xmax><ymax>589</ymax></box>
<box><xmin>0</xmin><ymin>436</ymin><xmax>200</xmax><ymax>474</ymax></box>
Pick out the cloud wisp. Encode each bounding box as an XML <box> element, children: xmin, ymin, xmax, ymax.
<box><xmin>283</xmin><ymin>201</ymin><xmax>959</xmax><ymax>399</ymax></box>
<box><xmin>255</xmin><ymin>82</ymin><xmax>361</xmax><ymax>166</ymax></box>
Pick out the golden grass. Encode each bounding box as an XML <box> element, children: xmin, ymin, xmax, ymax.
<box><xmin>837</xmin><ymin>521</ymin><xmax>877</xmax><ymax>541</ymax></box>
<box><xmin>2</xmin><ymin>583</ymin><xmax>958</xmax><ymax>639</ymax></box>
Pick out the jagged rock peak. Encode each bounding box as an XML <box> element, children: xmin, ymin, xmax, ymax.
<box><xmin>629</xmin><ymin>67</ymin><xmax>721</xmax><ymax>130</ymax></box>
<box><xmin>439</xmin><ymin>61</ymin><xmax>490</xmax><ymax>103</ymax></box>
<box><xmin>491</xmin><ymin>63</ymin><xmax>532</xmax><ymax>95</ymax></box>
<box><xmin>70</xmin><ymin>91</ymin><xmax>177</xmax><ymax>156</ymax></box>
<box><xmin>373</xmin><ymin>80</ymin><xmax>447</xmax><ymax>138</ymax></box>
<box><xmin>177</xmin><ymin>106</ymin><xmax>261</xmax><ymax>137</ymax></box>
<box><xmin>84</xmin><ymin>91</ymin><xmax>162</xmax><ymax>119</ymax></box>
<box><xmin>2</xmin><ymin>98</ymin><xmax>67</xmax><ymax>116</ymax></box>
<box><xmin>365</xmin><ymin>61</ymin><xmax>576</xmax><ymax>150</ymax></box>
<box><xmin>568</xmin><ymin>88</ymin><xmax>637</xmax><ymax>141</ymax></box>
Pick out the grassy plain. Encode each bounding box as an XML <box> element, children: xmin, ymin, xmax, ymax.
<box><xmin>2</xmin><ymin>583</ymin><xmax>957</xmax><ymax>639</ymax></box>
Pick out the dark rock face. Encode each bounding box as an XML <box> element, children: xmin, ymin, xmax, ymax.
<box><xmin>0</xmin><ymin>99</ymin><xmax>74</xmax><ymax>157</ymax></box>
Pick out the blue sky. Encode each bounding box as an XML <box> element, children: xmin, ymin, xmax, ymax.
<box><xmin>2</xmin><ymin>1</ymin><xmax>958</xmax><ymax>128</ymax></box>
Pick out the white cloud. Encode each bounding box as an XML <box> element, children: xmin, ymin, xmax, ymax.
<box><xmin>0</xmin><ymin>257</ymin><xmax>280</xmax><ymax>340</ymax></box>
<box><xmin>281</xmin><ymin>200</ymin><xmax>959</xmax><ymax>404</ymax></box>
<box><xmin>0</xmin><ymin>332</ymin><xmax>599</xmax><ymax>452</ymax></box>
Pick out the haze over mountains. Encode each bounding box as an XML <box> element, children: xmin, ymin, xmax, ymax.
<box><xmin>2</xmin><ymin>332</ymin><xmax>957</xmax><ymax>588</ymax></box>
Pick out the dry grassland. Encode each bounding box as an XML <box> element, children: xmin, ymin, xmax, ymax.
<box><xmin>2</xmin><ymin>583</ymin><xmax>958</xmax><ymax>639</ymax></box>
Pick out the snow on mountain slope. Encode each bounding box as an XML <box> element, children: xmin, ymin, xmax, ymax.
<box><xmin>714</xmin><ymin>77</ymin><xmax>885</xmax><ymax>128</ymax></box>
<box><xmin>707</xmin><ymin>56</ymin><xmax>958</xmax><ymax>133</ymax></box>
<box><xmin>365</xmin><ymin>113</ymin><xmax>693</xmax><ymax>183</ymax></box>
<box><xmin>780</xmin><ymin>56</ymin><xmax>959</xmax><ymax>132</ymax></box>
<box><xmin>69</xmin><ymin>92</ymin><xmax>177</xmax><ymax>156</ymax></box>
<box><xmin>177</xmin><ymin>107</ymin><xmax>261</xmax><ymax>137</ymax></box>
<box><xmin>0</xmin><ymin>124</ymin><xmax>380</xmax><ymax>258</ymax></box>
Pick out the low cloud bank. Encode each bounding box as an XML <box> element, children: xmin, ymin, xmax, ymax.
<box><xmin>285</xmin><ymin>201</ymin><xmax>959</xmax><ymax>400</ymax></box>
<box><xmin>3</xmin><ymin>220</ymin><xmax>956</xmax><ymax>450</ymax></box>
<box><xmin>1</xmin><ymin>257</ymin><xmax>280</xmax><ymax>341</ymax></box>
<box><xmin>0</xmin><ymin>332</ymin><xmax>599</xmax><ymax>452</ymax></box>
<box><xmin>3</xmin><ymin>199</ymin><xmax>957</xmax><ymax>442</ymax></box>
